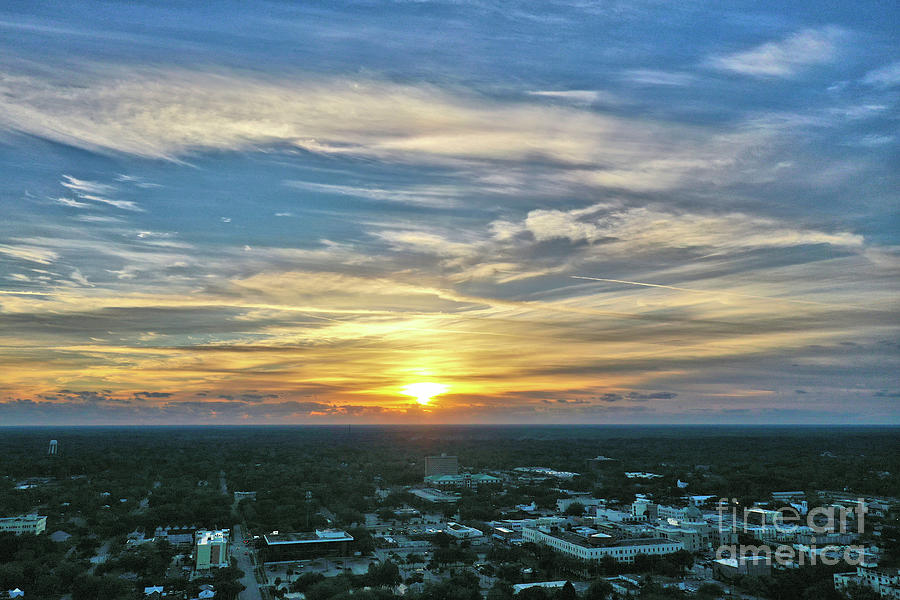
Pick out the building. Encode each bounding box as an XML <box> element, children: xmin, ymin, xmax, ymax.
<box><xmin>711</xmin><ymin>524</ymin><xmax>739</xmax><ymax>548</ymax></box>
<box><xmin>557</xmin><ymin>497</ymin><xmax>604</xmax><ymax>513</ymax></box>
<box><xmin>655</xmin><ymin>524</ymin><xmax>706</xmax><ymax>552</ymax></box>
<box><xmin>50</xmin><ymin>530</ymin><xmax>72</xmax><ymax>543</ymax></box>
<box><xmin>514</xmin><ymin>467</ymin><xmax>578</xmax><ymax>480</ymax></box>
<box><xmin>713</xmin><ymin>556</ymin><xmax>772</xmax><ymax>580</ymax></box>
<box><xmin>606</xmin><ymin>576</ymin><xmax>642</xmax><ymax>596</ymax></box>
<box><xmin>523</xmin><ymin>527</ymin><xmax>683</xmax><ymax>563</ymax></box>
<box><xmin>0</xmin><ymin>515</ymin><xmax>47</xmax><ymax>535</ymax></box>
<box><xmin>155</xmin><ymin>525</ymin><xmax>196</xmax><ymax>546</ymax></box>
<box><xmin>631</xmin><ymin>498</ymin><xmax>658</xmax><ymax>520</ymax></box>
<box><xmin>772</xmin><ymin>491</ymin><xmax>805</xmax><ymax>502</ymax></box>
<box><xmin>424</xmin><ymin>454</ymin><xmax>458</xmax><ymax>477</ymax></box>
<box><xmin>48</xmin><ymin>439</ymin><xmax>58</xmax><ymax>456</ymax></box>
<box><xmin>233</xmin><ymin>491</ymin><xmax>256</xmax><ymax>502</ymax></box>
<box><xmin>410</xmin><ymin>488</ymin><xmax>460</xmax><ymax>503</ymax></box>
<box><xmin>513</xmin><ymin>582</ymin><xmax>569</xmax><ymax>595</ymax></box>
<box><xmin>834</xmin><ymin>566</ymin><xmax>900</xmax><ymax>599</ymax></box>
<box><xmin>423</xmin><ymin>473</ymin><xmax>501</xmax><ymax>489</ymax></box>
<box><xmin>743</xmin><ymin>507</ymin><xmax>786</xmax><ymax>527</ymax></box>
<box><xmin>625</xmin><ymin>472</ymin><xmax>663</xmax><ymax>479</ymax></box>
<box><xmin>492</xmin><ymin>526</ymin><xmax>518</xmax><ymax>543</ymax></box>
<box><xmin>491</xmin><ymin>517</ymin><xmax>566</xmax><ymax>535</ymax></box>
<box><xmin>444</xmin><ymin>522</ymin><xmax>484</xmax><ymax>539</ymax></box>
<box><xmin>262</xmin><ymin>529</ymin><xmax>354</xmax><ymax>562</ymax></box>
<box><xmin>194</xmin><ymin>529</ymin><xmax>229</xmax><ymax>570</ymax></box>
<box><xmin>596</xmin><ymin>507</ymin><xmax>637</xmax><ymax>523</ymax></box>
<box><xmin>657</xmin><ymin>504</ymin><xmax>697</xmax><ymax>522</ymax></box>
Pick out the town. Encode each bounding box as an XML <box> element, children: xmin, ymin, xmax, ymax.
<box><xmin>0</xmin><ymin>426</ymin><xmax>897</xmax><ymax>600</ymax></box>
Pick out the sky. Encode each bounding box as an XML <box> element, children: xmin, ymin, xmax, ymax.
<box><xmin>0</xmin><ymin>1</ymin><xmax>897</xmax><ymax>425</ymax></box>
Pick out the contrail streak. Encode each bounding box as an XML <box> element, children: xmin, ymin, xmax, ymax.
<box><xmin>571</xmin><ymin>276</ymin><xmax>868</xmax><ymax>310</ymax></box>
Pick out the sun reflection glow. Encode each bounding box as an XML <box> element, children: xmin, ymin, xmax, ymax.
<box><xmin>401</xmin><ymin>382</ymin><xmax>449</xmax><ymax>405</ymax></box>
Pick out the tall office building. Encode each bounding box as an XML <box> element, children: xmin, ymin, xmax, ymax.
<box><xmin>48</xmin><ymin>439</ymin><xmax>58</xmax><ymax>456</ymax></box>
<box><xmin>194</xmin><ymin>530</ymin><xmax>230</xmax><ymax>570</ymax></box>
<box><xmin>425</xmin><ymin>453</ymin><xmax>458</xmax><ymax>477</ymax></box>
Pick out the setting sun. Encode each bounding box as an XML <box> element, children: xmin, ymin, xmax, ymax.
<box><xmin>401</xmin><ymin>382</ymin><xmax>449</xmax><ymax>405</ymax></box>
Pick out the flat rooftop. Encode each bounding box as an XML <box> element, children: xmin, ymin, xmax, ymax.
<box><xmin>196</xmin><ymin>530</ymin><xmax>228</xmax><ymax>544</ymax></box>
<box><xmin>264</xmin><ymin>530</ymin><xmax>353</xmax><ymax>545</ymax></box>
<box><xmin>0</xmin><ymin>515</ymin><xmax>47</xmax><ymax>522</ymax></box>
<box><xmin>714</xmin><ymin>556</ymin><xmax>771</xmax><ymax>568</ymax></box>
<box><xmin>410</xmin><ymin>488</ymin><xmax>460</xmax><ymax>502</ymax></box>
<box><xmin>543</xmin><ymin>529</ymin><xmax>674</xmax><ymax>549</ymax></box>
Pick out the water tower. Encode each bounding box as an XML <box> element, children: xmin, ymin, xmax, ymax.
<box><xmin>48</xmin><ymin>439</ymin><xmax>58</xmax><ymax>456</ymax></box>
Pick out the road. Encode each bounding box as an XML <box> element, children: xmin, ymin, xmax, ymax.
<box><xmin>232</xmin><ymin>524</ymin><xmax>263</xmax><ymax>600</ymax></box>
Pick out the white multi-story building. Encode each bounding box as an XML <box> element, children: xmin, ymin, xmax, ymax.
<box><xmin>444</xmin><ymin>522</ymin><xmax>484</xmax><ymax>539</ymax></box>
<box><xmin>658</xmin><ymin>504</ymin><xmax>698</xmax><ymax>522</ymax></box>
<box><xmin>0</xmin><ymin>515</ymin><xmax>47</xmax><ymax>535</ymax></box>
<box><xmin>835</xmin><ymin>566</ymin><xmax>900</xmax><ymax>599</ymax></box>
<box><xmin>491</xmin><ymin>517</ymin><xmax>567</xmax><ymax>533</ymax></box>
<box><xmin>655</xmin><ymin>524</ymin><xmax>706</xmax><ymax>552</ymax></box>
<box><xmin>596</xmin><ymin>507</ymin><xmax>635</xmax><ymax>523</ymax></box>
<box><xmin>523</xmin><ymin>527</ymin><xmax>683</xmax><ymax>563</ymax></box>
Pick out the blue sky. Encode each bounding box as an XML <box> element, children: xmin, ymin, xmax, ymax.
<box><xmin>0</xmin><ymin>1</ymin><xmax>897</xmax><ymax>425</ymax></box>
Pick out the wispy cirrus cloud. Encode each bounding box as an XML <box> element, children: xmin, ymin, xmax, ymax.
<box><xmin>60</xmin><ymin>175</ymin><xmax>142</xmax><ymax>211</ymax></box>
<box><xmin>619</xmin><ymin>69</ymin><xmax>696</xmax><ymax>86</ymax></box>
<box><xmin>284</xmin><ymin>180</ymin><xmax>464</xmax><ymax>208</ymax></box>
<box><xmin>862</xmin><ymin>61</ymin><xmax>900</xmax><ymax>88</ymax></box>
<box><xmin>709</xmin><ymin>27</ymin><xmax>845</xmax><ymax>77</ymax></box>
<box><xmin>489</xmin><ymin>204</ymin><xmax>864</xmax><ymax>250</ymax></box>
<box><xmin>0</xmin><ymin>243</ymin><xmax>59</xmax><ymax>265</ymax></box>
<box><xmin>0</xmin><ymin>66</ymin><xmax>793</xmax><ymax>197</ymax></box>
<box><xmin>525</xmin><ymin>89</ymin><xmax>621</xmax><ymax>106</ymax></box>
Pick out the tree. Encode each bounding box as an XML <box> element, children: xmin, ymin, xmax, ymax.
<box><xmin>215</xmin><ymin>579</ymin><xmax>246</xmax><ymax>600</ymax></box>
<box><xmin>71</xmin><ymin>574</ymin><xmax>130</xmax><ymax>600</ymax></box>
<box><xmin>557</xmin><ymin>581</ymin><xmax>577</xmax><ymax>600</ymax></box>
<box><xmin>670</xmin><ymin>549</ymin><xmax>694</xmax><ymax>574</ymax></box>
<box><xmin>599</xmin><ymin>554</ymin><xmax>618</xmax><ymax>576</ymax></box>
<box><xmin>366</xmin><ymin>560</ymin><xmax>401</xmax><ymax>588</ymax></box>
<box><xmin>633</xmin><ymin>553</ymin><xmax>653</xmax><ymax>573</ymax></box>
<box><xmin>843</xmin><ymin>583</ymin><xmax>881</xmax><ymax>600</ymax></box>
<box><xmin>378</xmin><ymin>508</ymin><xmax>396</xmax><ymax>522</ymax></box>
<box><xmin>696</xmin><ymin>583</ymin><xmax>723</xmax><ymax>599</ymax></box>
<box><xmin>419</xmin><ymin>572</ymin><xmax>481</xmax><ymax>600</ymax></box>
<box><xmin>585</xmin><ymin>578</ymin><xmax>613</xmax><ymax>600</ymax></box>
<box><xmin>517</xmin><ymin>587</ymin><xmax>550</xmax><ymax>600</ymax></box>
<box><xmin>290</xmin><ymin>572</ymin><xmax>325</xmax><ymax>592</ymax></box>
<box><xmin>487</xmin><ymin>580</ymin><xmax>514</xmax><ymax>600</ymax></box>
<box><xmin>564</xmin><ymin>503</ymin><xmax>585</xmax><ymax>516</ymax></box>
